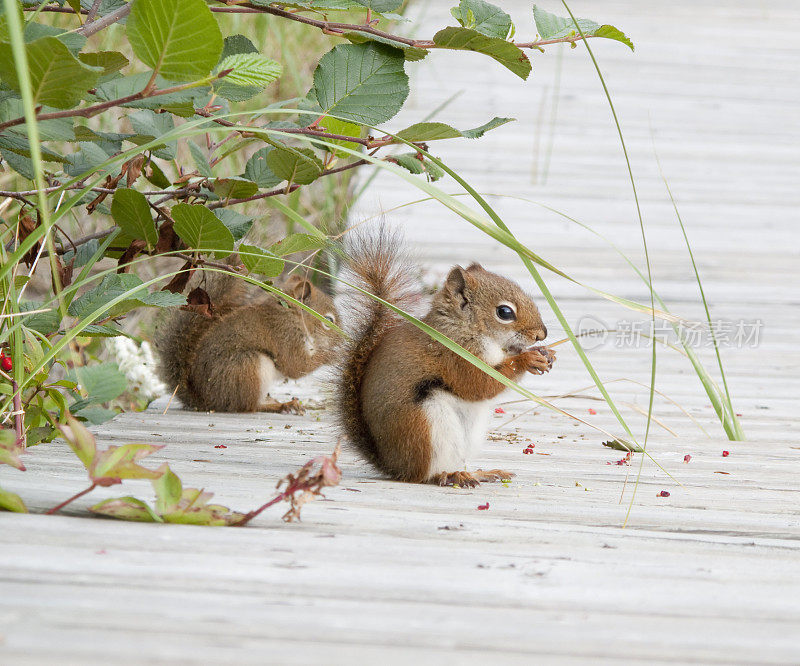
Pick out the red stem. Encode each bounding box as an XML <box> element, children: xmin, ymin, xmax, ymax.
<box><xmin>11</xmin><ymin>380</ymin><xmax>25</xmax><ymax>449</ymax></box>
<box><xmin>46</xmin><ymin>483</ymin><xmax>97</xmax><ymax>515</ymax></box>
<box><xmin>232</xmin><ymin>481</ymin><xmax>299</xmax><ymax>527</ymax></box>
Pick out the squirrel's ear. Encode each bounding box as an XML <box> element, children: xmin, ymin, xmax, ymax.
<box><xmin>466</xmin><ymin>262</ymin><xmax>486</xmax><ymax>273</ymax></box>
<box><xmin>289</xmin><ymin>278</ymin><xmax>313</xmax><ymax>302</ymax></box>
<box><xmin>444</xmin><ymin>266</ymin><xmax>469</xmax><ymax>308</ymax></box>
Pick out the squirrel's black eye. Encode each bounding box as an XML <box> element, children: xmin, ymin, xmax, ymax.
<box><xmin>495</xmin><ymin>304</ymin><xmax>516</xmax><ymax>322</ymax></box>
<box><xmin>325</xmin><ymin>313</ymin><xmax>336</xmax><ymax>323</ymax></box>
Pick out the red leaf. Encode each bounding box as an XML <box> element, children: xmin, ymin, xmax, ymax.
<box><xmin>494</xmin><ymin>407</ymin><xmax>505</xmax><ymax>414</ymax></box>
<box><xmin>477</xmin><ymin>502</ymin><xmax>490</xmax><ymax>510</ymax></box>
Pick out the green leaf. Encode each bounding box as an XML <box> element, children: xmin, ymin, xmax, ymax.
<box><xmin>64</xmin><ymin>141</ymin><xmax>115</xmax><ymax>178</ymax></box>
<box><xmin>0</xmin><ymin>486</ymin><xmax>27</xmax><ymax>513</ymax></box>
<box><xmin>90</xmin><ymin>496</ymin><xmax>162</xmax><ymax>522</ymax></box>
<box><xmin>342</xmin><ymin>32</ymin><xmax>428</xmax><ymax>62</ymax></box>
<box><xmin>67</xmin><ymin>362</ymin><xmax>128</xmax><ymax>405</ymax></box>
<box><xmin>127</xmin><ymin>0</ymin><xmax>223</xmax><ymax>81</ymax></box>
<box><xmin>22</xmin><ymin>23</ymin><xmax>86</xmax><ymax>57</ymax></box>
<box><xmin>532</xmin><ymin>5</ymin><xmax>634</xmax><ymax>50</ymax></box>
<box><xmin>396</xmin><ymin>116</ymin><xmax>514</xmax><ymax>141</ymax></box>
<box><xmin>266</xmin><ymin>146</ymin><xmax>323</xmax><ymax>186</ymax></box>
<box><xmin>77</xmin><ymin>51</ymin><xmax>130</xmax><ymax>79</ymax></box>
<box><xmin>391</xmin><ymin>152</ymin><xmax>444</xmax><ymax>181</ymax></box>
<box><xmin>153</xmin><ymin>463</ymin><xmax>182</xmax><ymax>514</ymax></box>
<box><xmin>188</xmin><ymin>141</ymin><xmax>213</xmax><ymax>178</ymax></box>
<box><xmin>432</xmin><ymin>27</ymin><xmax>531</xmax><ymax>79</ymax></box>
<box><xmin>350</xmin><ymin>0</ymin><xmax>401</xmax><ymax>10</ymax></box>
<box><xmin>0</xmin><ymin>98</ymin><xmax>74</xmax><ymax>141</ymax></box>
<box><xmin>318</xmin><ymin>116</ymin><xmax>363</xmax><ymax>157</ymax></box>
<box><xmin>213</xmin><ymin>209</ymin><xmax>254</xmax><ymax>241</ymax></box>
<box><xmin>129</xmin><ymin>109</ymin><xmax>176</xmax><ymax>160</ymax></box>
<box><xmin>219</xmin><ymin>34</ymin><xmax>258</xmax><ymax>61</ymax></box>
<box><xmin>243</xmin><ymin>147</ymin><xmax>282</xmax><ymax>189</ymax></box>
<box><xmin>239</xmin><ymin>244</ymin><xmax>285</xmax><ymax>276</ymax></box>
<box><xmin>68</xmin><ymin>273</ymin><xmax>186</xmax><ymax>320</ymax></box>
<box><xmin>451</xmin><ymin>0</ymin><xmax>513</xmax><ymax>39</ymax></box>
<box><xmin>311</xmin><ymin>42</ymin><xmax>409</xmax><ymax>125</ymax></box>
<box><xmin>172</xmin><ymin>203</ymin><xmax>234</xmax><ymax>257</ymax></box>
<box><xmin>57</xmin><ymin>415</ymin><xmax>96</xmax><ymax>468</ymax></box>
<box><xmin>0</xmin><ymin>131</ymin><xmax>67</xmax><ymax>162</ymax></box>
<box><xmin>218</xmin><ymin>53</ymin><xmax>282</xmax><ymax>88</ymax></box>
<box><xmin>74</xmin><ymin>406</ymin><xmax>118</xmax><ymax>425</ymax></box>
<box><xmin>91</xmin><ymin>443</ymin><xmax>165</xmax><ymax>484</ymax></box>
<box><xmin>269</xmin><ymin>233</ymin><xmax>326</xmax><ymax>256</ymax></box>
<box><xmin>211</xmin><ymin>177</ymin><xmax>258</xmax><ymax>200</ymax></box>
<box><xmin>0</xmin><ymin>37</ymin><xmax>101</xmax><ymax>109</ymax></box>
<box><xmin>0</xmin><ymin>430</ymin><xmax>24</xmax><ymax>471</ymax></box>
<box><xmin>111</xmin><ymin>188</ymin><xmax>159</xmax><ymax>247</ymax></box>
<box><xmin>93</xmin><ymin>72</ymin><xmax>211</xmax><ymax>114</ymax></box>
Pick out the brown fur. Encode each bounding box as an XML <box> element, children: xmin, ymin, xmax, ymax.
<box><xmin>336</xmin><ymin>240</ymin><xmax>554</xmax><ymax>486</ymax></box>
<box><xmin>154</xmin><ymin>271</ymin><xmax>339</xmax><ymax>412</ymax></box>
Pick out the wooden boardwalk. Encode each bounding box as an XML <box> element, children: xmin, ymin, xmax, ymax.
<box><xmin>1</xmin><ymin>1</ymin><xmax>799</xmax><ymax>663</ymax></box>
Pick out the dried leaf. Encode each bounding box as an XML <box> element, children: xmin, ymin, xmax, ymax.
<box><xmin>117</xmin><ymin>238</ymin><xmax>148</xmax><ymax>274</ymax></box>
<box><xmin>52</xmin><ymin>253</ymin><xmax>75</xmax><ymax>289</ymax></box>
<box><xmin>86</xmin><ymin>173</ymin><xmax>123</xmax><ymax>214</ymax></box>
<box><xmin>18</xmin><ymin>208</ymin><xmax>40</xmax><ymax>267</ymax></box>
<box><xmin>162</xmin><ymin>260</ymin><xmax>195</xmax><ymax>293</ymax></box>
<box><xmin>180</xmin><ymin>287</ymin><xmax>214</xmax><ymax>318</ymax></box>
<box><xmin>278</xmin><ymin>443</ymin><xmax>341</xmax><ymax>522</ymax></box>
<box><xmin>154</xmin><ymin>219</ymin><xmax>180</xmax><ymax>254</ymax></box>
<box><xmin>122</xmin><ymin>154</ymin><xmax>147</xmax><ymax>188</ymax></box>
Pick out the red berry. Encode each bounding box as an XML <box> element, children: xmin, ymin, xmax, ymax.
<box><xmin>658</xmin><ymin>490</ymin><xmax>670</xmax><ymax>497</ymax></box>
<box><xmin>523</xmin><ymin>445</ymin><xmax>535</xmax><ymax>454</ymax></box>
<box><xmin>1</xmin><ymin>356</ymin><xmax>12</xmax><ymax>372</ymax></box>
<box><xmin>214</xmin><ymin>444</ymin><xmax>227</xmax><ymax>449</ymax></box>
<box><xmin>684</xmin><ymin>454</ymin><xmax>692</xmax><ymax>463</ymax></box>
<box><xmin>494</xmin><ymin>407</ymin><xmax>505</xmax><ymax>414</ymax></box>
<box><xmin>588</xmin><ymin>408</ymin><xmax>597</xmax><ymax>415</ymax></box>
<box><xmin>477</xmin><ymin>502</ymin><xmax>489</xmax><ymax>510</ymax></box>
<box><xmin>722</xmin><ymin>450</ymin><xmax>730</xmax><ymax>457</ymax></box>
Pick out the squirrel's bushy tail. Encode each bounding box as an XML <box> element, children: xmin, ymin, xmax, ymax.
<box><xmin>153</xmin><ymin>262</ymin><xmax>249</xmax><ymax>406</ymax></box>
<box><xmin>336</xmin><ymin>229</ymin><xmax>415</xmax><ymax>466</ymax></box>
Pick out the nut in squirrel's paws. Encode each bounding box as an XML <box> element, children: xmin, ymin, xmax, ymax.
<box><xmin>522</xmin><ymin>345</ymin><xmax>556</xmax><ymax>375</ymax></box>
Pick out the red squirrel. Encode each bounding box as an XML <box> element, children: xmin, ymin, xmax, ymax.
<box><xmin>155</xmin><ymin>269</ymin><xmax>339</xmax><ymax>414</ymax></box>
<box><xmin>336</xmin><ymin>232</ymin><xmax>555</xmax><ymax>487</ymax></box>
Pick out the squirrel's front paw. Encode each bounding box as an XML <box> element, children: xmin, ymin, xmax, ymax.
<box><xmin>435</xmin><ymin>471</ymin><xmax>480</xmax><ymax>488</ymax></box>
<box><xmin>279</xmin><ymin>397</ymin><xmax>305</xmax><ymax>415</ymax></box>
<box><xmin>519</xmin><ymin>346</ymin><xmax>556</xmax><ymax>375</ymax></box>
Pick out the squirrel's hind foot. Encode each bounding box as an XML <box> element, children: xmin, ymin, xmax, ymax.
<box><xmin>473</xmin><ymin>469</ymin><xmax>515</xmax><ymax>483</ymax></box>
<box><xmin>434</xmin><ymin>471</ymin><xmax>481</xmax><ymax>488</ymax></box>
<box><xmin>259</xmin><ymin>396</ymin><xmax>305</xmax><ymax>415</ymax></box>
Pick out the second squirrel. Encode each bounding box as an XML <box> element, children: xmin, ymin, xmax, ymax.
<box><xmin>154</xmin><ymin>270</ymin><xmax>339</xmax><ymax>414</ymax></box>
<box><xmin>336</xmin><ymin>233</ymin><xmax>555</xmax><ymax>487</ymax></box>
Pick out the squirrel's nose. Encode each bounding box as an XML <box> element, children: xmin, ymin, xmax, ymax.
<box><xmin>537</xmin><ymin>325</ymin><xmax>547</xmax><ymax>341</ymax></box>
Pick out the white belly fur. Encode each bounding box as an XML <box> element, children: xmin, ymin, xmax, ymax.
<box><xmin>258</xmin><ymin>354</ymin><xmax>284</xmax><ymax>400</ymax></box>
<box><xmin>423</xmin><ymin>389</ymin><xmax>494</xmax><ymax>478</ymax></box>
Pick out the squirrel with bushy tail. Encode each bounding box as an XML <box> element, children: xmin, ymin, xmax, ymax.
<box><xmin>335</xmin><ymin>231</ymin><xmax>555</xmax><ymax>487</ymax></box>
